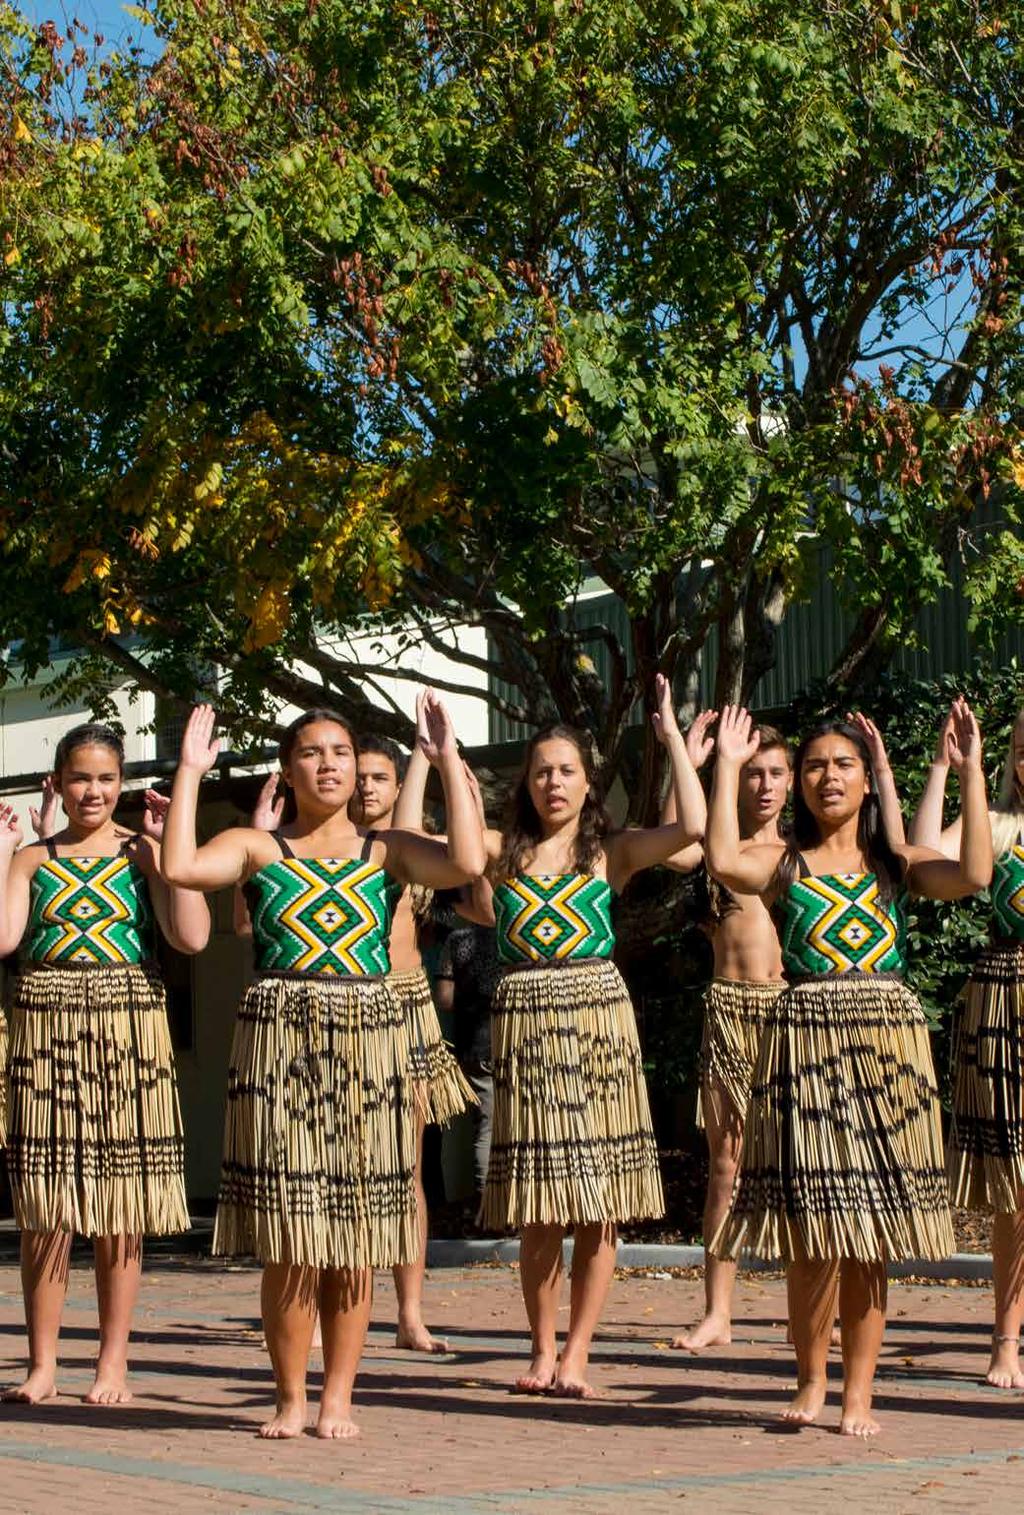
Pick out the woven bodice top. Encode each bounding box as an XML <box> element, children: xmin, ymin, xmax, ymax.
<box><xmin>992</xmin><ymin>846</ymin><xmax>1024</xmax><ymax>941</ymax></box>
<box><xmin>243</xmin><ymin>834</ymin><xmax>401</xmax><ymax>975</ymax></box>
<box><xmin>27</xmin><ymin>841</ymin><xmax>155</xmax><ymax>965</ymax></box>
<box><xmin>775</xmin><ymin>870</ymin><xmax>907</xmax><ymax>977</ymax></box>
<box><xmin>493</xmin><ymin>873</ymin><xmax>615</xmax><ymax>965</ymax></box>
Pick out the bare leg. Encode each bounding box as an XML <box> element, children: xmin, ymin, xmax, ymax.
<box><xmin>674</xmin><ymin>1083</ymin><xmax>741</xmax><ymax>1350</ymax></box>
<box><xmin>3</xmin><ymin>1230</ymin><xmax>71</xmax><ymax>1403</ymax></box>
<box><xmin>515</xmin><ymin>1223</ymin><xmax>565</xmax><ymax>1392</ymax></box>
<box><xmin>783</xmin><ymin>1252</ymin><xmax>839</xmax><ymax>1425</ymax></box>
<box><xmin>317</xmin><ymin>1267</ymin><xmax>373</xmax><ymax>1439</ymax></box>
<box><xmin>838</xmin><ymin>1260</ymin><xmax>886</xmax><ymax>1437</ymax></box>
<box><xmin>551</xmin><ymin>1223</ymin><xmax>617</xmax><ymax>1399</ymax></box>
<box><xmin>393</xmin><ymin>1116</ymin><xmax>446</xmax><ymax>1353</ymax></box>
<box><xmin>259</xmin><ymin>1263</ymin><xmax>317</xmax><ymax>1438</ymax></box>
<box><xmin>86</xmin><ymin>1233</ymin><xmax>142</xmax><ymax>1404</ymax></box>
<box><xmin>988</xmin><ymin>1207</ymin><xmax>1024</xmax><ymax>1388</ymax></box>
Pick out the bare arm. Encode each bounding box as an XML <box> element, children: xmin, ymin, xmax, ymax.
<box><xmin>162</xmin><ymin>706</ymin><xmax>260</xmax><ymax>889</ymax></box>
<box><xmin>380</xmin><ymin>692</ymin><xmax>486</xmax><ymax>887</ymax></box>
<box><xmin>902</xmin><ymin>700</ymin><xmax>992</xmax><ymax>899</ymax></box>
<box><xmin>132</xmin><ymin>792</ymin><xmax>211</xmax><ymax>953</ymax></box>
<box><xmin>849</xmin><ymin>714</ymin><xmax>905</xmax><ymax>848</ymax></box>
<box><xmin>0</xmin><ymin>808</ymin><xmax>31</xmax><ymax>957</ymax></box>
<box><xmin>705</xmin><ymin>707</ymin><xmax>785</xmax><ymax>895</ymax></box>
<box><xmin>29</xmin><ymin>776</ymin><xmax>59</xmax><ymax>842</ymax></box>
<box><xmin>662</xmin><ymin>709</ymin><xmax>715</xmax><ymax>874</ymax></box>
<box><xmin>607</xmin><ymin>675</ymin><xmax>706</xmax><ymax>889</ymax></box>
<box><xmin>392</xmin><ymin>693</ymin><xmax>430</xmax><ymax>830</ymax></box>
<box><xmin>908</xmin><ymin>713</ymin><xmax>961</xmax><ymax>858</ymax></box>
<box><xmin>233</xmin><ymin>774</ymin><xmax>285</xmax><ymax>938</ymax></box>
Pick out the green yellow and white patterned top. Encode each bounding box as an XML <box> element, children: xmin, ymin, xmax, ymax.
<box><xmin>28</xmin><ymin>841</ymin><xmax>155</xmax><ymax>965</ymax></box>
<box><xmin>775</xmin><ymin>870</ymin><xmax>907</xmax><ymax>977</ymax></box>
<box><xmin>244</xmin><ymin>834</ymin><xmax>401</xmax><ymax>975</ymax></box>
<box><xmin>992</xmin><ymin>846</ymin><xmax>1024</xmax><ymax>941</ymax></box>
<box><xmin>493</xmin><ymin>874</ymin><xmax>615</xmax><ymax>965</ymax></box>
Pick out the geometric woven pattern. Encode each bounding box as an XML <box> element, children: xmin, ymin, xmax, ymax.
<box><xmin>991</xmin><ymin>846</ymin><xmax>1024</xmax><ymax>941</ymax></box>
<box><xmin>776</xmin><ymin>872</ymin><xmax>906</xmax><ymax>976</ymax></box>
<box><xmin>246</xmin><ymin>858</ymin><xmax>401</xmax><ymax>975</ymax></box>
<box><xmin>27</xmin><ymin>856</ymin><xmax>154</xmax><ymax>965</ymax></box>
<box><xmin>493</xmin><ymin>873</ymin><xmax>615</xmax><ymax>964</ymax></box>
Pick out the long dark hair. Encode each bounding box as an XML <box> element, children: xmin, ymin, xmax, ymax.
<box><xmin>776</xmin><ymin>719</ymin><xmax>903</xmax><ymax>901</ymax></box>
<box><xmin>54</xmin><ymin>723</ymin><xmax>125</xmax><ymax>777</ymax></box>
<box><xmin>495</xmin><ymin>723</ymin><xmax>611</xmax><ymax>879</ymax></box>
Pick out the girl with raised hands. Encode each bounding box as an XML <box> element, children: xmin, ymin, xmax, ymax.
<box><xmin>160</xmin><ymin>696</ymin><xmax>484</xmax><ymax>1441</ymax></box>
<box><xmin>707</xmin><ymin>702</ymin><xmax>991</xmax><ymax>1438</ymax></box>
<box><xmin>0</xmin><ymin>723</ymin><xmax>209</xmax><ymax>1407</ymax></box>
<box><xmin>910</xmin><ymin>703</ymin><xmax>1024</xmax><ymax>1389</ymax></box>
<box><xmin>476</xmin><ymin>674</ymin><xmax>706</xmax><ymax>1399</ymax></box>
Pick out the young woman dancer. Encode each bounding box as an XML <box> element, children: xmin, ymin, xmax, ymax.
<box><xmin>477</xmin><ymin>674</ymin><xmax>706</xmax><ymax>1398</ymax></box>
<box><xmin>161</xmin><ymin>695</ymin><xmax>484</xmax><ymax>1440</ymax></box>
<box><xmin>0</xmin><ymin>723</ymin><xmax>209</xmax><ymax>1406</ymax></box>
<box><xmin>707</xmin><ymin>702</ymin><xmax>991</xmax><ymax>1437</ymax></box>
<box><xmin>911</xmin><ymin>704</ymin><xmax>1024</xmax><ymax>1388</ymax></box>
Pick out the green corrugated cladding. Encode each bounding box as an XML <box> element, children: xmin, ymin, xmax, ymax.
<box><xmin>486</xmin><ymin>524</ymin><xmax>1024</xmax><ymax>744</ymax></box>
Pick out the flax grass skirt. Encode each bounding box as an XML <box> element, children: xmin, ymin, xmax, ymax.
<box><xmin>482</xmin><ymin>958</ymin><xmax>664</xmax><ymax>1228</ymax></box>
<box><xmin>213</xmin><ymin>973</ymin><xmax>418</xmax><ymax>1270</ymax></box>
<box><xmin>712</xmin><ymin>975</ymin><xmax>954</xmax><ymax>1264</ymax></box>
<box><xmin>390</xmin><ymin>966</ymin><xmax>477</xmax><ymax>1127</ymax></box>
<box><xmin>0</xmin><ymin>1009</ymin><xmax>7</xmax><ymax>1147</ymax></box>
<box><xmin>947</xmin><ymin>943</ymin><xmax>1024</xmax><ymax>1212</ymax></box>
<box><xmin>7</xmin><ymin>963</ymin><xmax>188</xmax><ymax>1237</ymax></box>
<box><xmin>696</xmin><ymin>979</ymin><xmax>783</xmax><ymax>1128</ymax></box>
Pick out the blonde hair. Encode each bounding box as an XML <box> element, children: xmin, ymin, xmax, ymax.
<box><xmin>990</xmin><ymin>709</ymin><xmax>1024</xmax><ymax>857</ymax></box>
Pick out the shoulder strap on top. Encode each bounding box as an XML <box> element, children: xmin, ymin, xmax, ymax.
<box><xmin>794</xmin><ymin>851</ymin><xmax>811</xmax><ymax>879</ymax></box>
<box><xmin>360</xmin><ymin>830</ymin><xmax>377</xmax><ymax>863</ymax></box>
<box><xmin>274</xmin><ymin>832</ymin><xmax>296</xmax><ymax>860</ymax></box>
<box><xmin>45</xmin><ymin>838</ymin><xmax>58</xmax><ymax>860</ymax></box>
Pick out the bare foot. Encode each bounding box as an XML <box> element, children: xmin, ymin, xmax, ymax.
<box><xmin>316</xmin><ymin>1395</ymin><xmax>361</xmax><ymax>1440</ymax></box>
<box><xmin>987</xmin><ymin>1337</ymin><xmax>1024</xmax><ymax>1390</ymax></box>
<box><xmin>840</xmin><ymin>1394</ymin><xmax>880</xmax><ymax>1438</ymax></box>
<box><xmin>395</xmin><ymin>1321</ymin><xmax>449</xmax><ymax>1354</ymax></box>
<box><xmin>550</xmin><ymin>1371</ymin><xmax>600</xmax><ymax>1399</ymax></box>
<box><xmin>84</xmin><ymin>1363</ymin><xmax>132</xmax><ymax>1405</ymax></box>
<box><xmin>780</xmin><ymin>1379</ymin><xmax>827</xmax><ymax>1425</ymax></box>
<box><xmin>786</xmin><ymin>1323</ymin><xmax>841</xmax><ymax>1348</ymax></box>
<box><xmin>2</xmin><ymin>1368</ymin><xmax>57</xmax><ymax>1405</ymax></box>
<box><xmin>672</xmin><ymin>1312</ymin><xmax>732</xmax><ymax>1351</ymax></box>
<box><xmin>514</xmin><ymin>1349</ymin><xmax>557</xmax><ymax>1393</ymax></box>
<box><xmin>258</xmin><ymin>1396</ymin><xmax>307</xmax><ymax>1438</ymax></box>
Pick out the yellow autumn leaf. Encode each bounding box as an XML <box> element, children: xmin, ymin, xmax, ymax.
<box><xmin>91</xmin><ymin>553</ymin><xmax>112</xmax><ymax>580</ymax></box>
<box><xmin>1012</xmin><ymin>458</ymin><xmax>1024</xmax><ymax>489</ymax></box>
<box><xmin>4</xmin><ymin>246</ymin><xmax>20</xmax><ymax>267</ymax></box>
<box><xmin>13</xmin><ymin>115</ymin><xmax>32</xmax><ymax>143</ymax></box>
<box><xmin>103</xmin><ymin>608</ymin><xmax>121</xmax><ymax>634</ymax></box>
<box><xmin>244</xmin><ymin>581</ymin><xmax>291</xmax><ymax>650</ymax></box>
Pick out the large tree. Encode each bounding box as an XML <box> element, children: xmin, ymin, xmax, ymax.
<box><xmin>2</xmin><ymin>0</ymin><xmax>1024</xmax><ymax>812</ymax></box>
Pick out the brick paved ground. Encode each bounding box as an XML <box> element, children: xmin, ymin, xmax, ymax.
<box><xmin>0</xmin><ymin>1257</ymin><xmax>1021</xmax><ymax>1513</ymax></box>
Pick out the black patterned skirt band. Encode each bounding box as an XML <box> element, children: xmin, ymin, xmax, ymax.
<box><xmin>24</xmin><ymin>957</ymin><xmax>159</xmax><ymax>974</ymax></box>
<box><xmin>989</xmin><ymin>935</ymin><xmax>1024</xmax><ymax>952</ymax></box>
<box><xmin>497</xmin><ymin>955</ymin><xmax>611</xmax><ymax>975</ymax></box>
<box><xmin>255</xmin><ymin>967</ymin><xmax>389</xmax><ymax>983</ymax></box>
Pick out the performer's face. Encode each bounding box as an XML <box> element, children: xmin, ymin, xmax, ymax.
<box><xmin>528</xmin><ymin>738</ymin><xmax>590</xmax><ymax>832</ymax></box>
<box><xmin>354</xmin><ymin>753</ymin><xmax>399</xmax><ymax>825</ymax></box>
<box><xmin>799</xmin><ymin>734</ymin><xmax>869</xmax><ymax>824</ymax></box>
<box><xmin>739</xmin><ymin>746</ymin><xmax>792</xmax><ymax>827</ymax></box>
<box><xmin>57</xmin><ymin>743</ymin><xmax>122</xmax><ymax>831</ymax></box>
<box><xmin>283</xmin><ymin>720</ymin><xmax>356</xmax><ymax>812</ymax></box>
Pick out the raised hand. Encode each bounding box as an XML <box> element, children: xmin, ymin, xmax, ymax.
<box><xmin>418</xmin><ymin>689</ymin><xmax>457</xmax><ymax>766</ymax></box>
<box><xmin>716</xmin><ymin>705</ymin><xmax>760</xmax><ymax>766</ymax></box>
<box><xmin>651</xmin><ymin>672</ymin><xmax>683</xmax><ymax>748</ymax></box>
<box><xmin>946</xmin><ymin>697</ymin><xmax>983</xmax><ymax>772</ymax></box>
<box><xmin>848</xmin><ymin>712</ymin><xmax>892</xmax><ymax>776</ymax></box>
<box><xmin>685</xmin><ymin>709</ymin><xmax>718</xmax><ymax>769</ymax></box>
<box><xmin>932</xmin><ymin>707</ymin><xmax>956</xmax><ymax>766</ymax></box>
<box><xmin>463</xmin><ymin>760</ymin><xmax>487</xmax><ymax>828</ymax></box>
<box><xmin>0</xmin><ymin>804</ymin><xmax>24</xmax><ymax>857</ymax></box>
<box><xmin>180</xmin><ymin>704</ymin><xmax>221</xmax><ymax>774</ymax></box>
<box><xmin>142</xmin><ymin>788</ymin><xmax>171</xmax><ymax>841</ymax></box>
<box><xmin>251</xmin><ymin>773</ymin><xmax>285</xmax><ymax>832</ymax></box>
<box><xmin>28</xmin><ymin>773</ymin><xmax>59</xmax><ymax>840</ymax></box>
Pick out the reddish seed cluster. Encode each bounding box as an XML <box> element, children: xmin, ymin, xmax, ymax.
<box><xmin>334</xmin><ymin>253</ymin><xmax>400</xmax><ymax>384</ymax></box>
<box><xmin>505</xmin><ymin>259</ymin><xmax>565</xmax><ymax>381</ymax></box>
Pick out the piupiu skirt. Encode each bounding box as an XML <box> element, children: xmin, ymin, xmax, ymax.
<box><xmin>7</xmin><ymin>962</ymin><xmax>188</xmax><ymax>1237</ymax></box>
<box><xmin>695</xmin><ymin>978</ymin><xmax>783</xmax><ymax>1128</ymax></box>
<box><xmin>0</xmin><ymin>1008</ymin><xmax>7</xmax><ymax>1146</ymax></box>
<box><xmin>213</xmin><ymin>972</ymin><xmax>418</xmax><ymax>1269</ymax></box>
<box><xmin>947</xmin><ymin>942</ymin><xmax>1024</xmax><ymax>1212</ymax></box>
<box><xmin>482</xmin><ymin>957</ymin><xmax>664</xmax><ymax>1228</ymax></box>
<box><xmin>390</xmin><ymin>965</ymin><xmax>477</xmax><ymax>1126</ymax></box>
<box><xmin>712</xmin><ymin>974</ymin><xmax>954</xmax><ymax>1263</ymax></box>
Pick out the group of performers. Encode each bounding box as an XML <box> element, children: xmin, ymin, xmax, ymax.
<box><xmin>0</xmin><ymin>679</ymin><xmax>1019</xmax><ymax>1444</ymax></box>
